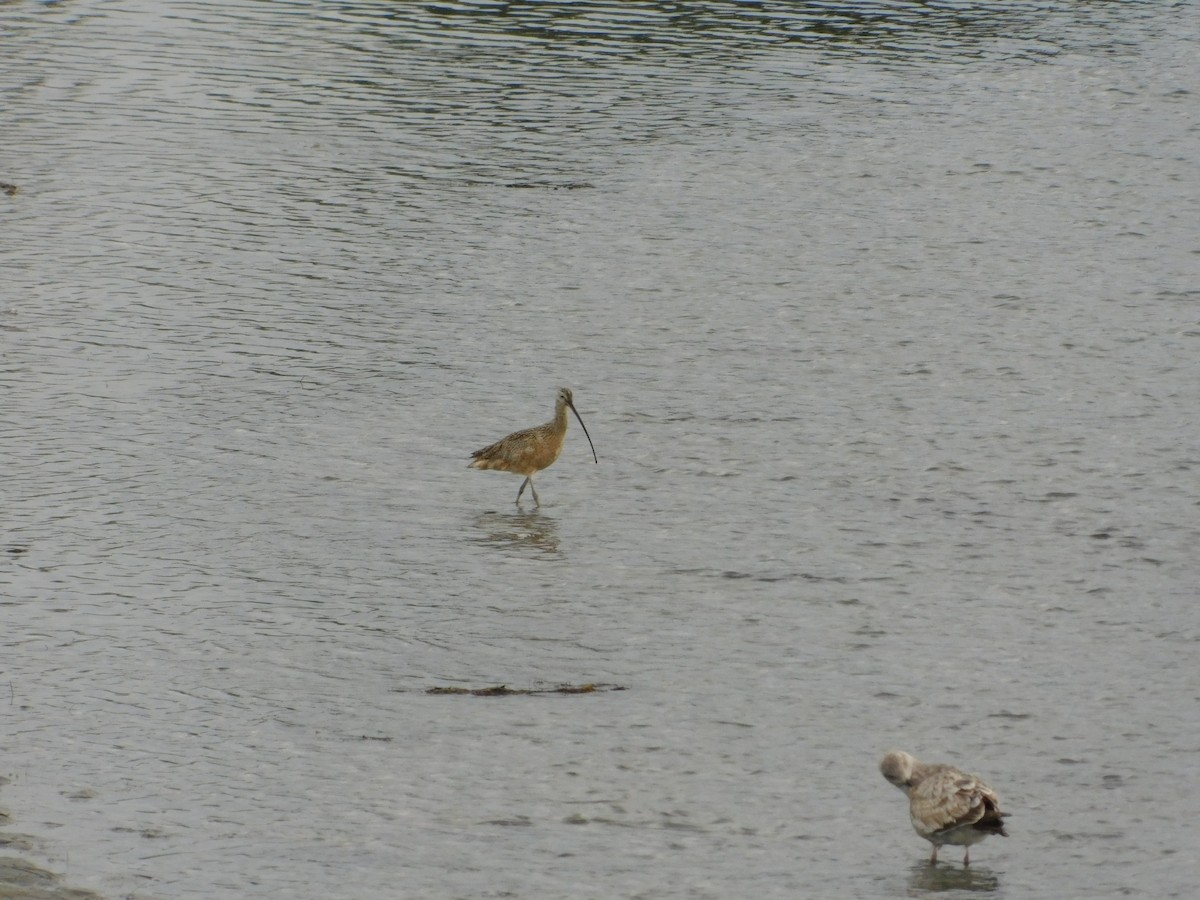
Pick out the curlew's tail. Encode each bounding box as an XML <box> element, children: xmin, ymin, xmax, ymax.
<box><xmin>468</xmin><ymin>441</ymin><xmax>504</xmax><ymax>467</ymax></box>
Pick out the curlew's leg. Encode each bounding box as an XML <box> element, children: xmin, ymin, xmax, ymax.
<box><xmin>528</xmin><ymin>479</ymin><xmax>541</xmax><ymax>507</ymax></box>
<box><xmin>963</xmin><ymin>847</ymin><xmax>970</xmax><ymax>867</ymax></box>
<box><xmin>516</xmin><ymin>477</ymin><xmax>531</xmax><ymax>504</ymax></box>
<box><xmin>929</xmin><ymin>846</ymin><xmax>938</xmax><ymax>866</ymax></box>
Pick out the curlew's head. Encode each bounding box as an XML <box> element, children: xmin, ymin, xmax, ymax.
<box><xmin>880</xmin><ymin>750</ymin><xmax>919</xmax><ymax>793</ymax></box>
<box><xmin>555</xmin><ymin>387</ymin><xmax>598</xmax><ymax>464</ymax></box>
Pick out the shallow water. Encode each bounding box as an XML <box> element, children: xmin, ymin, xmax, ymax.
<box><xmin>3</xmin><ymin>1</ymin><xmax>1198</xmax><ymax>897</ymax></box>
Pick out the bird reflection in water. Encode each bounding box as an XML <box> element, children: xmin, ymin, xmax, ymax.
<box><xmin>906</xmin><ymin>861</ymin><xmax>1000</xmax><ymax>894</ymax></box>
<box><xmin>472</xmin><ymin>510</ymin><xmax>560</xmax><ymax>557</ymax></box>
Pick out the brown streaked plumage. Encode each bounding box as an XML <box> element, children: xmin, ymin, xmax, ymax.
<box><xmin>880</xmin><ymin>750</ymin><xmax>1009</xmax><ymax>866</ymax></box>
<box><xmin>468</xmin><ymin>387</ymin><xmax>597</xmax><ymax>506</ymax></box>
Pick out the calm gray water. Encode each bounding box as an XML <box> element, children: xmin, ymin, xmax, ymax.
<box><xmin>3</xmin><ymin>1</ymin><xmax>1198</xmax><ymax>897</ymax></box>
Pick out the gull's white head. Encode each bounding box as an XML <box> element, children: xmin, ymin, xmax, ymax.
<box><xmin>880</xmin><ymin>750</ymin><xmax>919</xmax><ymax>793</ymax></box>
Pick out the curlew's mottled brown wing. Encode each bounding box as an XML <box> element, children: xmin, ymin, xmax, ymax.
<box><xmin>468</xmin><ymin>424</ymin><xmax>563</xmax><ymax>475</ymax></box>
<box><xmin>909</xmin><ymin>767</ymin><xmax>1006</xmax><ymax>840</ymax></box>
<box><xmin>470</xmin><ymin>426</ymin><xmax>537</xmax><ymax>462</ymax></box>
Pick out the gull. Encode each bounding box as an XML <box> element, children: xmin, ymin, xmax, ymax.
<box><xmin>880</xmin><ymin>750</ymin><xmax>1009</xmax><ymax>866</ymax></box>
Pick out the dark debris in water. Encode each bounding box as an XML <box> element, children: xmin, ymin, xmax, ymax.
<box><xmin>426</xmin><ymin>683</ymin><xmax>626</xmax><ymax>697</ymax></box>
<box><xmin>484</xmin><ymin>816</ymin><xmax>533</xmax><ymax>827</ymax></box>
<box><xmin>504</xmin><ymin>181</ymin><xmax>595</xmax><ymax>190</ymax></box>
<box><xmin>0</xmin><ymin>778</ymin><xmax>103</xmax><ymax>899</ymax></box>
<box><xmin>0</xmin><ymin>182</ymin><xmax>17</xmax><ymax>196</ymax></box>
<box><xmin>0</xmin><ymin>856</ymin><xmax>104</xmax><ymax>899</ymax></box>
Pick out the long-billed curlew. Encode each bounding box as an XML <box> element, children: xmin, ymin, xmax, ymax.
<box><xmin>468</xmin><ymin>387</ymin><xmax>598</xmax><ymax>506</ymax></box>
<box><xmin>880</xmin><ymin>750</ymin><xmax>1009</xmax><ymax>866</ymax></box>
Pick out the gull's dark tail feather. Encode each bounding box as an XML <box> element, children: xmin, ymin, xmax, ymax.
<box><xmin>976</xmin><ymin>809</ymin><xmax>1010</xmax><ymax>838</ymax></box>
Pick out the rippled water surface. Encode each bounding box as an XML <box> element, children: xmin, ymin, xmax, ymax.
<box><xmin>3</xmin><ymin>2</ymin><xmax>1198</xmax><ymax>897</ymax></box>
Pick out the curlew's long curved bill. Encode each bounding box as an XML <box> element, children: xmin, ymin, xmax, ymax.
<box><xmin>566</xmin><ymin>400</ymin><xmax>598</xmax><ymax>463</ymax></box>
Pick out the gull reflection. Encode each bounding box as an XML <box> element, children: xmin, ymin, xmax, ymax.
<box><xmin>906</xmin><ymin>861</ymin><xmax>1000</xmax><ymax>895</ymax></box>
